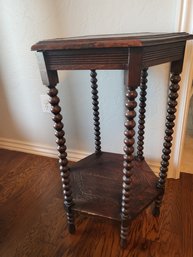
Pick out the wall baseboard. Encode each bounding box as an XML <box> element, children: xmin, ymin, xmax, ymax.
<box><xmin>0</xmin><ymin>137</ymin><xmax>160</xmax><ymax>176</ymax></box>
<box><xmin>0</xmin><ymin>138</ymin><xmax>88</xmax><ymax>162</ymax></box>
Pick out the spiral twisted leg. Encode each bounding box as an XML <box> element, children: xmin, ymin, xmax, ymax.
<box><xmin>48</xmin><ymin>86</ymin><xmax>75</xmax><ymax>233</ymax></box>
<box><xmin>153</xmin><ymin>72</ymin><xmax>181</xmax><ymax>216</ymax></box>
<box><xmin>120</xmin><ymin>87</ymin><xmax>138</xmax><ymax>248</ymax></box>
<box><xmin>136</xmin><ymin>68</ymin><xmax>148</xmax><ymax>161</ymax></box>
<box><xmin>90</xmin><ymin>70</ymin><xmax>101</xmax><ymax>153</ymax></box>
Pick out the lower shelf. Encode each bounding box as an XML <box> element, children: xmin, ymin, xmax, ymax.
<box><xmin>70</xmin><ymin>152</ymin><xmax>161</xmax><ymax>221</ymax></box>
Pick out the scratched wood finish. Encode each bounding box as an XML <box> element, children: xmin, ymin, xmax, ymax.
<box><xmin>44</xmin><ymin>48</ymin><xmax>128</xmax><ymax>70</ymax></box>
<box><xmin>42</xmin><ymin>42</ymin><xmax>186</xmax><ymax>70</ymax></box>
<box><xmin>0</xmin><ymin>149</ymin><xmax>193</xmax><ymax>257</ymax></box>
<box><xmin>31</xmin><ymin>32</ymin><xmax>192</xmax><ymax>50</ymax></box>
<box><xmin>70</xmin><ymin>152</ymin><xmax>160</xmax><ymax>221</ymax></box>
<box><xmin>31</xmin><ymin>33</ymin><xmax>192</xmax><ymax>70</ymax></box>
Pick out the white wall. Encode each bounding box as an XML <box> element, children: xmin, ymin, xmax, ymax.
<box><xmin>0</xmin><ymin>0</ymin><xmax>182</xmax><ymax>170</ymax></box>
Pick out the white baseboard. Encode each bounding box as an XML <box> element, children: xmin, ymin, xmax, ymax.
<box><xmin>0</xmin><ymin>137</ymin><xmax>160</xmax><ymax>175</ymax></box>
<box><xmin>146</xmin><ymin>160</ymin><xmax>160</xmax><ymax>176</ymax></box>
<box><xmin>0</xmin><ymin>138</ymin><xmax>88</xmax><ymax>162</ymax></box>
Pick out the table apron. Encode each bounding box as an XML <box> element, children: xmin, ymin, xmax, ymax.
<box><xmin>43</xmin><ymin>41</ymin><xmax>186</xmax><ymax>70</ymax></box>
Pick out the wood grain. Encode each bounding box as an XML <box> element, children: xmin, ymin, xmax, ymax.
<box><xmin>44</xmin><ymin>48</ymin><xmax>128</xmax><ymax>70</ymax></box>
<box><xmin>44</xmin><ymin>41</ymin><xmax>186</xmax><ymax>70</ymax></box>
<box><xmin>31</xmin><ymin>32</ymin><xmax>192</xmax><ymax>50</ymax></box>
<box><xmin>42</xmin><ymin>41</ymin><xmax>186</xmax><ymax>70</ymax></box>
<box><xmin>38</xmin><ymin>37</ymin><xmax>188</xmax><ymax>71</ymax></box>
<box><xmin>70</xmin><ymin>152</ymin><xmax>160</xmax><ymax>221</ymax></box>
<box><xmin>142</xmin><ymin>42</ymin><xmax>186</xmax><ymax>67</ymax></box>
<box><xmin>32</xmin><ymin>33</ymin><xmax>192</xmax><ymax>71</ymax></box>
<box><xmin>1</xmin><ymin>149</ymin><xmax>192</xmax><ymax>257</ymax></box>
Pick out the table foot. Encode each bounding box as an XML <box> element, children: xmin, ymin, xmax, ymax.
<box><xmin>68</xmin><ymin>224</ymin><xmax>76</xmax><ymax>234</ymax></box>
<box><xmin>152</xmin><ymin>206</ymin><xmax>160</xmax><ymax>217</ymax></box>
<box><xmin>120</xmin><ymin>238</ymin><xmax>127</xmax><ymax>248</ymax></box>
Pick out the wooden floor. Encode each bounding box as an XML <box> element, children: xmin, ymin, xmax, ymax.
<box><xmin>0</xmin><ymin>149</ymin><xmax>193</xmax><ymax>257</ymax></box>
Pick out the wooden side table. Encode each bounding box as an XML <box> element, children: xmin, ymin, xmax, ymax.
<box><xmin>32</xmin><ymin>33</ymin><xmax>193</xmax><ymax>248</ymax></box>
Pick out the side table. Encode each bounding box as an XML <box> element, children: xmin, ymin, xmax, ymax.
<box><xmin>32</xmin><ymin>33</ymin><xmax>193</xmax><ymax>248</ymax></box>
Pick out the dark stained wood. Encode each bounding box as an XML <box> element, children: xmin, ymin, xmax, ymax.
<box><xmin>120</xmin><ymin>48</ymin><xmax>144</xmax><ymax>247</ymax></box>
<box><xmin>142</xmin><ymin>41</ymin><xmax>186</xmax><ymax>67</ymax></box>
<box><xmin>32</xmin><ymin>33</ymin><xmax>191</xmax><ymax>70</ymax></box>
<box><xmin>31</xmin><ymin>32</ymin><xmax>193</xmax><ymax>50</ymax></box>
<box><xmin>48</xmin><ymin>86</ymin><xmax>75</xmax><ymax>233</ymax></box>
<box><xmin>70</xmin><ymin>152</ymin><xmax>160</xmax><ymax>221</ymax></box>
<box><xmin>31</xmin><ymin>33</ymin><xmax>193</xmax><ymax>248</ymax></box>
<box><xmin>153</xmin><ymin>59</ymin><xmax>183</xmax><ymax>216</ymax></box>
<box><xmin>42</xmin><ymin>41</ymin><xmax>186</xmax><ymax>70</ymax></box>
<box><xmin>36</xmin><ymin>50</ymin><xmax>76</xmax><ymax>233</ymax></box>
<box><xmin>35</xmin><ymin>52</ymin><xmax>59</xmax><ymax>85</ymax></box>
<box><xmin>90</xmin><ymin>70</ymin><xmax>101</xmax><ymax>153</ymax></box>
<box><xmin>121</xmin><ymin>76</ymin><xmax>138</xmax><ymax>247</ymax></box>
<box><xmin>44</xmin><ymin>48</ymin><xmax>128</xmax><ymax>70</ymax></box>
<box><xmin>136</xmin><ymin>68</ymin><xmax>148</xmax><ymax>161</ymax></box>
<box><xmin>1</xmin><ymin>149</ymin><xmax>193</xmax><ymax>257</ymax></box>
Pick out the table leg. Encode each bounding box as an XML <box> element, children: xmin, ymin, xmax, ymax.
<box><xmin>48</xmin><ymin>86</ymin><xmax>75</xmax><ymax>233</ymax></box>
<box><xmin>90</xmin><ymin>70</ymin><xmax>101</xmax><ymax>153</ymax></box>
<box><xmin>121</xmin><ymin>49</ymin><xmax>142</xmax><ymax>248</ymax></box>
<box><xmin>36</xmin><ymin>53</ymin><xmax>76</xmax><ymax>233</ymax></box>
<box><xmin>153</xmin><ymin>60</ymin><xmax>183</xmax><ymax>216</ymax></box>
<box><xmin>121</xmin><ymin>86</ymin><xmax>138</xmax><ymax>248</ymax></box>
<box><xmin>136</xmin><ymin>68</ymin><xmax>148</xmax><ymax>161</ymax></box>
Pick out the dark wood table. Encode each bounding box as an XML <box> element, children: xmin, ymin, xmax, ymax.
<box><xmin>32</xmin><ymin>33</ymin><xmax>193</xmax><ymax>248</ymax></box>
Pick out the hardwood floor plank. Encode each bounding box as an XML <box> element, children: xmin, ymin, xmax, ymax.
<box><xmin>158</xmin><ymin>178</ymin><xmax>182</xmax><ymax>236</ymax></box>
<box><xmin>180</xmin><ymin>173</ymin><xmax>193</xmax><ymax>257</ymax></box>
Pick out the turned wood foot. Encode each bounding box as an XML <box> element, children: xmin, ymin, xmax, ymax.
<box><xmin>120</xmin><ymin>238</ymin><xmax>127</xmax><ymax>249</ymax></box>
<box><xmin>120</xmin><ymin>219</ymin><xmax>131</xmax><ymax>248</ymax></box>
<box><xmin>68</xmin><ymin>223</ymin><xmax>76</xmax><ymax>234</ymax></box>
<box><xmin>152</xmin><ymin>193</ymin><xmax>163</xmax><ymax>217</ymax></box>
<box><xmin>152</xmin><ymin>206</ymin><xmax>160</xmax><ymax>217</ymax></box>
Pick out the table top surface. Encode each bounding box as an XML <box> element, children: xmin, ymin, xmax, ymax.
<box><xmin>31</xmin><ymin>32</ymin><xmax>193</xmax><ymax>51</ymax></box>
